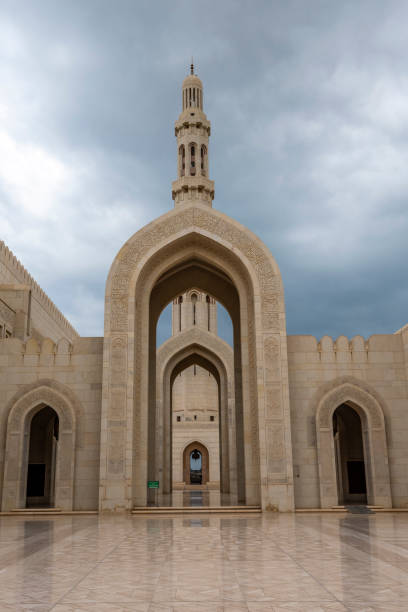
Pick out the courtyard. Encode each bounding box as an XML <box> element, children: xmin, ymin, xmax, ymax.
<box><xmin>0</xmin><ymin>512</ymin><xmax>408</xmax><ymax>611</ymax></box>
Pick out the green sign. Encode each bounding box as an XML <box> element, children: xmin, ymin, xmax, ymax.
<box><xmin>147</xmin><ymin>481</ymin><xmax>159</xmax><ymax>489</ymax></box>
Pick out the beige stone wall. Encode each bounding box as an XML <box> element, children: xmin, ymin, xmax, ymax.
<box><xmin>172</xmin><ymin>364</ymin><xmax>219</xmax><ymax>421</ymax></box>
<box><xmin>288</xmin><ymin>333</ymin><xmax>408</xmax><ymax>508</ymax></box>
<box><xmin>0</xmin><ymin>336</ymin><xmax>103</xmax><ymax>510</ymax></box>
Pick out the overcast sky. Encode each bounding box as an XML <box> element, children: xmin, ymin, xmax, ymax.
<box><xmin>1</xmin><ymin>0</ymin><xmax>408</xmax><ymax>345</ymax></box>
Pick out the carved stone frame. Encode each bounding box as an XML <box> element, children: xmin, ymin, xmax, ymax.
<box><xmin>156</xmin><ymin>329</ymin><xmax>236</xmax><ymax>499</ymax></box>
<box><xmin>315</xmin><ymin>376</ymin><xmax>392</xmax><ymax>508</ymax></box>
<box><xmin>183</xmin><ymin>441</ymin><xmax>210</xmax><ymax>485</ymax></box>
<box><xmin>2</xmin><ymin>380</ymin><xmax>78</xmax><ymax>511</ymax></box>
<box><xmin>101</xmin><ymin>203</ymin><xmax>294</xmax><ymax>511</ymax></box>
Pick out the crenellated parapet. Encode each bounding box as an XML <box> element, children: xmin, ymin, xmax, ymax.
<box><xmin>0</xmin><ymin>240</ymin><xmax>78</xmax><ymax>340</ymax></box>
<box><xmin>287</xmin><ymin>333</ymin><xmax>403</xmax><ymax>363</ymax></box>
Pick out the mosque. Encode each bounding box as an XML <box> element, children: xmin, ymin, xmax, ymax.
<box><xmin>0</xmin><ymin>66</ymin><xmax>407</xmax><ymax>513</ymax></box>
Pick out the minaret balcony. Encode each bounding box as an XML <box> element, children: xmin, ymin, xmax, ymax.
<box><xmin>172</xmin><ymin>176</ymin><xmax>215</xmax><ymax>206</ymax></box>
<box><xmin>175</xmin><ymin>116</ymin><xmax>211</xmax><ymax>136</ymax></box>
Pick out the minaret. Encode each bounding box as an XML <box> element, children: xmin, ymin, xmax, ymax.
<box><xmin>172</xmin><ymin>290</ymin><xmax>217</xmax><ymax>336</ymax></box>
<box><xmin>172</xmin><ymin>63</ymin><xmax>215</xmax><ymax>207</ymax></box>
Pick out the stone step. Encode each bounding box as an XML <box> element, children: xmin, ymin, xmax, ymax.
<box><xmin>131</xmin><ymin>505</ymin><xmax>262</xmax><ymax>515</ymax></box>
<box><xmin>331</xmin><ymin>505</ymin><xmax>384</xmax><ymax>510</ymax></box>
<box><xmin>5</xmin><ymin>509</ymin><xmax>98</xmax><ymax>516</ymax></box>
<box><xmin>12</xmin><ymin>508</ymin><xmax>62</xmax><ymax>513</ymax></box>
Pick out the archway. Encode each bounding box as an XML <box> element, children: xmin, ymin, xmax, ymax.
<box><xmin>2</xmin><ymin>380</ymin><xmax>77</xmax><ymax>511</ymax></box>
<box><xmin>333</xmin><ymin>404</ymin><xmax>367</xmax><ymax>505</ymax></box>
<box><xmin>315</xmin><ymin>377</ymin><xmax>392</xmax><ymax>508</ymax></box>
<box><xmin>183</xmin><ymin>441</ymin><xmax>209</xmax><ymax>485</ymax></box>
<box><xmin>102</xmin><ymin>204</ymin><xmax>294</xmax><ymax>512</ymax></box>
<box><xmin>156</xmin><ymin>328</ymin><xmax>236</xmax><ymax>503</ymax></box>
<box><xmin>26</xmin><ymin>406</ymin><xmax>59</xmax><ymax>508</ymax></box>
<box><xmin>149</xmin><ymin>259</ymin><xmax>245</xmax><ymax>505</ymax></box>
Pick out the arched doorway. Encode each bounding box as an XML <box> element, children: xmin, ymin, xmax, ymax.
<box><xmin>333</xmin><ymin>404</ymin><xmax>367</xmax><ymax>505</ymax></box>
<box><xmin>26</xmin><ymin>406</ymin><xmax>59</xmax><ymax>508</ymax></box>
<box><xmin>102</xmin><ymin>205</ymin><xmax>294</xmax><ymax>512</ymax></box>
<box><xmin>315</xmin><ymin>377</ymin><xmax>392</xmax><ymax>508</ymax></box>
<box><xmin>158</xmin><ymin>340</ymin><xmax>236</xmax><ymax>501</ymax></box>
<box><xmin>156</xmin><ymin>328</ymin><xmax>235</xmax><ymax>502</ymax></box>
<box><xmin>149</xmin><ymin>260</ymin><xmax>246</xmax><ymax>505</ymax></box>
<box><xmin>183</xmin><ymin>442</ymin><xmax>209</xmax><ymax>485</ymax></box>
<box><xmin>2</xmin><ymin>380</ymin><xmax>77</xmax><ymax>512</ymax></box>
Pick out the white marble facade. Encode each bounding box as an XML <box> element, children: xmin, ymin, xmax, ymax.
<box><xmin>0</xmin><ymin>66</ymin><xmax>408</xmax><ymax>513</ymax></box>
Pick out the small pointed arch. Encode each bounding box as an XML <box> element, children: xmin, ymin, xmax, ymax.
<box><xmin>188</xmin><ymin>142</ymin><xmax>197</xmax><ymax>176</ymax></box>
<box><xmin>200</xmin><ymin>144</ymin><xmax>207</xmax><ymax>176</ymax></box>
<box><xmin>187</xmin><ymin>290</ymin><xmax>200</xmax><ymax>302</ymax></box>
<box><xmin>313</xmin><ymin>376</ymin><xmax>392</xmax><ymax>508</ymax></box>
<box><xmin>1</xmin><ymin>379</ymin><xmax>82</xmax><ymax>511</ymax></box>
<box><xmin>183</xmin><ymin>440</ymin><xmax>210</xmax><ymax>484</ymax></box>
<box><xmin>178</xmin><ymin>144</ymin><xmax>185</xmax><ymax>177</ymax></box>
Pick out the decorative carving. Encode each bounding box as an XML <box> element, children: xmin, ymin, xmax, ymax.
<box><xmin>111</xmin><ymin>336</ymin><xmax>127</xmax><ymax>378</ymax></box>
<box><xmin>316</xmin><ymin>379</ymin><xmax>385</xmax><ymax>430</ymax></box>
<box><xmin>109</xmin><ymin>389</ymin><xmax>126</xmax><ymax>419</ymax></box>
<box><xmin>9</xmin><ymin>387</ymin><xmax>73</xmax><ymax>431</ymax></box>
<box><xmin>264</xmin><ymin>336</ymin><xmax>281</xmax><ymax>383</ymax></box>
<box><xmin>103</xmin><ymin>202</ymin><xmax>290</xmax><ymax>508</ymax></box>
<box><xmin>110</xmin><ymin>298</ymin><xmax>128</xmax><ymax>332</ymax></box>
<box><xmin>108</xmin><ymin>430</ymin><xmax>125</xmax><ymax>474</ymax></box>
<box><xmin>265</xmin><ymin>387</ymin><xmax>282</xmax><ymax>420</ymax></box>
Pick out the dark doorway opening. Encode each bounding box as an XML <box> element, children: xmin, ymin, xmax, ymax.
<box><xmin>26</xmin><ymin>464</ymin><xmax>46</xmax><ymax>497</ymax></box>
<box><xmin>347</xmin><ymin>461</ymin><xmax>367</xmax><ymax>495</ymax></box>
<box><xmin>333</xmin><ymin>403</ymin><xmax>368</xmax><ymax>504</ymax></box>
<box><xmin>26</xmin><ymin>406</ymin><xmax>59</xmax><ymax>508</ymax></box>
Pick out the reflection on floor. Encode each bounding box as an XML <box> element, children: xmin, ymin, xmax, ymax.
<box><xmin>1</xmin><ymin>513</ymin><xmax>408</xmax><ymax>610</ymax></box>
<box><xmin>153</xmin><ymin>488</ymin><xmax>239</xmax><ymax>507</ymax></box>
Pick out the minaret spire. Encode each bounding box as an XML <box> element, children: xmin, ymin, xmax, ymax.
<box><xmin>171</xmin><ymin>65</ymin><xmax>214</xmax><ymax>208</ymax></box>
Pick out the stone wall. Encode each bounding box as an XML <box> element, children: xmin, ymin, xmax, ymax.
<box><xmin>288</xmin><ymin>332</ymin><xmax>408</xmax><ymax>508</ymax></box>
<box><xmin>0</xmin><ymin>336</ymin><xmax>103</xmax><ymax>510</ymax></box>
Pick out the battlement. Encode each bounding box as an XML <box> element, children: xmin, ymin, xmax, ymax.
<box><xmin>0</xmin><ymin>240</ymin><xmax>78</xmax><ymax>340</ymax></box>
<box><xmin>287</xmin><ymin>333</ymin><xmax>403</xmax><ymax>363</ymax></box>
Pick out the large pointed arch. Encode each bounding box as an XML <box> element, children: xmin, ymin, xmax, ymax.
<box><xmin>100</xmin><ymin>203</ymin><xmax>293</xmax><ymax>511</ymax></box>
<box><xmin>314</xmin><ymin>376</ymin><xmax>392</xmax><ymax>508</ymax></box>
<box><xmin>157</xmin><ymin>329</ymin><xmax>236</xmax><ymax>499</ymax></box>
<box><xmin>1</xmin><ymin>379</ymin><xmax>80</xmax><ymax>511</ymax></box>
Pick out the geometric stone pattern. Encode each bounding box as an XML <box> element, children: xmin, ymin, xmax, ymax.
<box><xmin>2</xmin><ymin>513</ymin><xmax>408</xmax><ymax>609</ymax></box>
<box><xmin>102</xmin><ymin>201</ymin><xmax>293</xmax><ymax>512</ymax></box>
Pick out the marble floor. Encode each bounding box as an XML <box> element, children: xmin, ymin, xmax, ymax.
<box><xmin>1</xmin><ymin>513</ymin><xmax>408</xmax><ymax>611</ymax></box>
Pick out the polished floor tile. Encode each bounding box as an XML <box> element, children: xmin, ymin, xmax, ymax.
<box><xmin>1</xmin><ymin>513</ymin><xmax>408</xmax><ymax>610</ymax></box>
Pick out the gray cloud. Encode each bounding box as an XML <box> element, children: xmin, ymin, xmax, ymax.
<box><xmin>1</xmin><ymin>0</ymin><xmax>407</xmax><ymax>342</ymax></box>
